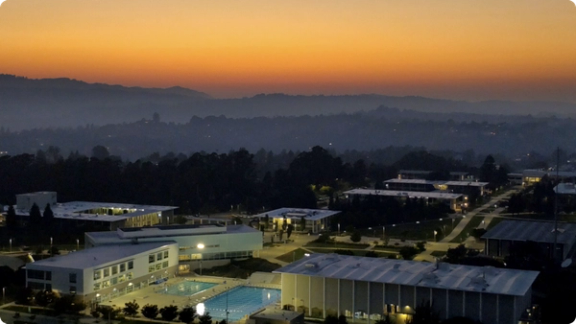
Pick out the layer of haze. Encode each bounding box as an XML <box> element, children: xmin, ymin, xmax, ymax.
<box><xmin>1</xmin><ymin>0</ymin><xmax>575</xmax><ymax>101</ymax></box>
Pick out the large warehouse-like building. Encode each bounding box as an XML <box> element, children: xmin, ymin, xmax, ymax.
<box><xmin>275</xmin><ymin>254</ymin><xmax>539</xmax><ymax>324</ymax></box>
<box><xmin>26</xmin><ymin>242</ymin><xmax>179</xmax><ymax>303</ymax></box>
<box><xmin>482</xmin><ymin>219</ymin><xmax>576</xmax><ymax>261</ymax></box>
<box><xmin>343</xmin><ymin>188</ymin><xmax>463</xmax><ymax>211</ymax></box>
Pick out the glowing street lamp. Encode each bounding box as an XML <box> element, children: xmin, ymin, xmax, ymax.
<box><xmin>434</xmin><ymin>230</ymin><xmax>438</xmax><ymax>242</ymax></box>
<box><xmin>197</xmin><ymin>244</ymin><xmax>204</xmax><ymax>275</ymax></box>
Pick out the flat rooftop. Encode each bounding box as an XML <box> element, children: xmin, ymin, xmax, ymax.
<box><xmin>555</xmin><ymin>183</ymin><xmax>576</xmax><ymax>195</ymax></box>
<box><xmin>344</xmin><ymin>189</ymin><xmax>462</xmax><ymax>200</ymax></box>
<box><xmin>14</xmin><ymin>201</ymin><xmax>178</xmax><ymax>223</ymax></box>
<box><xmin>481</xmin><ymin>219</ymin><xmax>576</xmax><ymax>246</ymax></box>
<box><xmin>274</xmin><ymin>253</ymin><xmax>539</xmax><ymax>297</ymax></box>
<box><xmin>384</xmin><ymin>179</ymin><xmax>488</xmax><ymax>187</ymax></box>
<box><xmin>254</xmin><ymin>208</ymin><xmax>340</xmax><ymax>221</ymax></box>
<box><xmin>27</xmin><ymin>242</ymin><xmax>176</xmax><ymax>269</ymax></box>
<box><xmin>86</xmin><ymin>224</ymin><xmax>259</xmax><ymax>242</ymax></box>
<box><xmin>250</xmin><ymin>308</ymin><xmax>302</xmax><ymax>321</ymax></box>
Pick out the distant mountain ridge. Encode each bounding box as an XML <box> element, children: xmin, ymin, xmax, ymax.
<box><xmin>1</xmin><ymin>74</ymin><xmax>576</xmax><ymax>130</ymax></box>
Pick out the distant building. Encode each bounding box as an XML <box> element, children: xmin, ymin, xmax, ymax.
<box><xmin>25</xmin><ymin>242</ymin><xmax>179</xmax><ymax>303</ymax></box>
<box><xmin>85</xmin><ymin>224</ymin><xmax>263</xmax><ymax>273</ymax></box>
<box><xmin>344</xmin><ymin>188</ymin><xmax>464</xmax><ymax>211</ymax></box>
<box><xmin>522</xmin><ymin>169</ymin><xmax>576</xmax><ymax>185</ymax></box>
<box><xmin>398</xmin><ymin>170</ymin><xmax>474</xmax><ymax>181</ymax></box>
<box><xmin>13</xmin><ymin>192</ymin><xmax>178</xmax><ymax>230</ymax></box>
<box><xmin>482</xmin><ymin>220</ymin><xmax>576</xmax><ymax>261</ymax></box>
<box><xmin>383</xmin><ymin>179</ymin><xmax>488</xmax><ymax>198</ymax></box>
<box><xmin>254</xmin><ymin>208</ymin><xmax>340</xmax><ymax>233</ymax></box>
<box><xmin>274</xmin><ymin>253</ymin><xmax>539</xmax><ymax>324</ymax></box>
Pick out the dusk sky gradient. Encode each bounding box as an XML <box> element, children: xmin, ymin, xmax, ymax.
<box><xmin>1</xmin><ymin>0</ymin><xmax>575</xmax><ymax>102</ymax></box>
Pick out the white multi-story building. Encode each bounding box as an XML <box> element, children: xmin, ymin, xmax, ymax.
<box><xmin>85</xmin><ymin>224</ymin><xmax>263</xmax><ymax>272</ymax></box>
<box><xmin>25</xmin><ymin>242</ymin><xmax>179</xmax><ymax>302</ymax></box>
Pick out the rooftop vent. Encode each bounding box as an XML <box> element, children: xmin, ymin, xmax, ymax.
<box><xmin>305</xmin><ymin>263</ymin><xmax>317</xmax><ymax>269</ymax></box>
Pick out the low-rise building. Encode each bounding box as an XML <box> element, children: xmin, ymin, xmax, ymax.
<box><xmin>344</xmin><ymin>188</ymin><xmax>463</xmax><ymax>211</ymax></box>
<box><xmin>254</xmin><ymin>208</ymin><xmax>340</xmax><ymax>233</ymax></box>
<box><xmin>85</xmin><ymin>224</ymin><xmax>263</xmax><ymax>273</ymax></box>
<box><xmin>274</xmin><ymin>253</ymin><xmax>539</xmax><ymax>324</ymax></box>
<box><xmin>25</xmin><ymin>242</ymin><xmax>179</xmax><ymax>303</ymax></box>
<box><xmin>13</xmin><ymin>192</ymin><xmax>178</xmax><ymax>230</ymax></box>
<box><xmin>482</xmin><ymin>219</ymin><xmax>576</xmax><ymax>261</ymax></box>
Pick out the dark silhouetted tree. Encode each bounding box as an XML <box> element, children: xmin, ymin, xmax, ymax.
<box><xmin>91</xmin><ymin>145</ymin><xmax>110</xmax><ymax>160</ymax></box>
<box><xmin>6</xmin><ymin>205</ymin><xmax>17</xmax><ymax>227</ymax></box>
<box><xmin>141</xmin><ymin>304</ymin><xmax>159</xmax><ymax>319</ymax></box>
<box><xmin>123</xmin><ymin>301</ymin><xmax>140</xmax><ymax>317</ymax></box>
<box><xmin>179</xmin><ymin>306</ymin><xmax>196</xmax><ymax>324</ymax></box>
<box><xmin>29</xmin><ymin>203</ymin><xmax>42</xmax><ymax>227</ymax></box>
<box><xmin>159</xmin><ymin>305</ymin><xmax>179</xmax><ymax>321</ymax></box>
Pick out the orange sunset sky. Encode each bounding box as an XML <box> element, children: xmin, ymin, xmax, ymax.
<box><xmin>1</xmin><ymin>0</ymin><xmax>575</xmax><ymax>102</ymax></box>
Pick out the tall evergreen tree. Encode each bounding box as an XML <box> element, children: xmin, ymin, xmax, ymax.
<box><xmin>29</xmin><ymin>203</ymin><xmax>42</xmax><ymax>227</ymax></box>
<box><xmin>43</xmin><ymin>203</ymin><xmax>55</xmax><ymax>226</ymax></box>
<box><xmin>6</xmin><ymin>205</ymin><xmax>17</xmax><ymax>227</ymax></box>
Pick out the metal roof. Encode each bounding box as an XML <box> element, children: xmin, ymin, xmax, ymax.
<box><xmin>481</xmin><ymin>219</ymin><xmax>576</xmax><ymax>246</ymax></box>
<box><xmin>384</xmin><ymin>179</ymin><xmax>488</xmax><ymax>187</ymax></box>
<box><xmin>274</xmin><ymin>253</ymin><xmax>539</xmax><ymax>297</ymax></box>
<box><xmin>26</xmin><ymin>242</ymin><xmax>177</xmax><ymax>270</ymax></box>
<box><xmin>254</xmin><ymin>208</ymin><xmax>340</xmax><ymax>221</ymax></box>
<box><xmin>344</xmin><ymin>189</ymin><xmax>462</xmax><ymax>200</ymax></box>
<box><xmin>14</xmin><ymin>201</ymin><xmax>178</xmax><ymax>223</ymax></box>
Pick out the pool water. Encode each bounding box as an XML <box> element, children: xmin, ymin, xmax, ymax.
<box><xmin>161</xmin><ymin>281</ymin><xmax>217</xmax><ymax>296</ymax></box>
<box><xmin>201</xmin><ymin>287</ymin><xmax>281</xmax><ymax>321</ymax></box>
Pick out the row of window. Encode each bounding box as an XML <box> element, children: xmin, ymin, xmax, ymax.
<box><xmin>27</xmin><ymin>270</ymin><xmax>52</xmax><ymax>280</ymax></box>
<box><xmin>178</xmin><ymin>244</ymin><xmax>220</xmax><ymax>251</ymax></box>
<box><xmin>149</xmin><ymin>261</ymin><xmax>169</xmax><ymax>273</ymax></box>
<box><xmin>28</xmin><ymin>282</ymin><xmax>51</xmax><ymax>291</ymax></box>
<box><xmin>94</xmin><ymin>260</ymin><xmax>134</xmax><ymax>281</ymax></box>
<box><xmin>93</xmin><ymin>272</ymin><xmax>134</xmax><ymax>291</ymax></box>
<box><xmin>149</xmin><ymin>250</ymin><xmax>169</xmax><ymax>263</ymax></box>
<box><xmin>178</xmin><ymin>250</ymin><xmax>252</xmax><ymax>261</ymax></box>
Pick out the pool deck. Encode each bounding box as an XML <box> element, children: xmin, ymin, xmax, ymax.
<box><xmin>97</xmin><ymin>273</ymin><xmax>281</xmax><ymax>321</ymax></box>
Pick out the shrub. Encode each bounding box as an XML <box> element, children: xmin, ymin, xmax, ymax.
<box><xmin>350</xmin><ymin>231</ymin><xmax>362</xmax><ymax>243</ymax></box>
<box><xmin>123</xmin><ymin>301</ymin><xmax>140</xmax><ymax>317</ymax></box>
<box><xmin>141</xmin><ymin>304</ymin><xmax>159</xmax><ymax>319</ymax></box>
<box><xmin>159</xmin><ymin>305</ymin><xmax>179</xmax><ymax>321</ymax></box>
<box><xmin>399</xmin><ymin>246</ymin><xmax>420</xmax><ymax>260</ymax></box>
<box><xmin>179</xmin><ymin>306</ymin><xmax>196</xmax><ymax>323</ymax></box>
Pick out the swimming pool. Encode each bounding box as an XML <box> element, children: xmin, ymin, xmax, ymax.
<box><xmin>200</xmin><ymin>286</ymin><xmax>281</xmax><ymax>321</ymax></box>
<box><xmin>160</xmin><ymin>281</ymin><xmax>217</xmax><ymax>296</ymax></box>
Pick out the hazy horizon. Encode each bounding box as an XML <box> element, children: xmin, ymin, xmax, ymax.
<box><xmin>1</xmin><ymin>0</ymin><xmax>576</xmax><ymax>103</ymax></box>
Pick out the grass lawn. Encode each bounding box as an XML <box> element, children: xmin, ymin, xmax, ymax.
<box><xmin>276</xmin><ymin>248</ymin><xmax>309</xmax><ymax>263</ymax></box>
<box><xmin>307</xmin><ymin>247</ymin><xmax>397</xmax><ymax>258</ymax></box>
<box><xmin>430</xmin><ymin>251</ymin><xmax>446</xmax><ymax>257</ymax></box>
<box><xmin>383</xmin><ymin>217</ymin><xmax>462</xmax><ymax>242</ymax></box>
<box><xmin>486</xmin><ymin>217</ymin><xmax>505</xmax><ymax>230</ymax></box>
<box><xmin>450</xmin><ymin>216</ymin><xmax>484</xmax><ymax>243</ymax></box>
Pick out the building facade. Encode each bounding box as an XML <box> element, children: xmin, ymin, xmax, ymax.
<box><xmin>25</xmin><ymin>242</ymin><xmax>179</xmax><ymax>303</ymax></box>
<box><xmin>85</xmin><ymin>224</ymin><xmax>263</xmax><ymax>272</ymax></box>
<box><xmin>275</xmin><ymin>254</ymin><xmax>539</xmax><ymax>324</ymax></box>
<box><xmin>254</xmin><ymin>208</ymin><xmax>341</xmax><ymax>233</ymax></box>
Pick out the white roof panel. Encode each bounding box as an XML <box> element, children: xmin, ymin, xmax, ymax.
<box><xmin>344</xmin><ymin>189</ymin><xmax>462</xmax><ymax>200</ymax></box>
<box><xmin>27</xmin><ymin>242</ymin><xmax>177</xmax><ymax>269</ymax></box>
<box><xmin>274</xmin><ymin>254</ymin><xmax>539</xmax><ymax>297</ymax></box>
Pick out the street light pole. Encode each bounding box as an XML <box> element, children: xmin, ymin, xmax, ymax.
<box><xmin>338</xmin><ymin>223</ymin><xmax>340</xmax><ymax>236</ymax></box>
<box><xmin>9</xmin><ymin>238</ymin><xmax>12</xmax><ymax>252</ymax></box>
<box><xmin>76</xmin><ymin>238</ymin><xmax>79</xmax><ymax>251</ymax></box>
<box><xmin>50</xmin><ymin>237</ymin><xmax>53</xmax><ymax>257</ymax></box>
